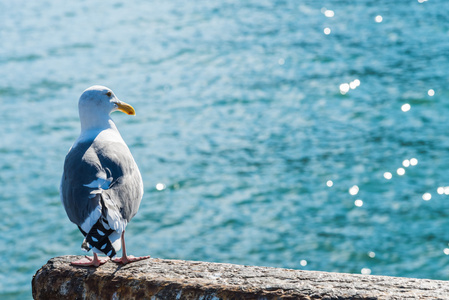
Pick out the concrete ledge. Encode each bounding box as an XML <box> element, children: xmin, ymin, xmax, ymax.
<box><xmin>32</xmin><ymin>256</ymin><xmax>449</xmax><ymax>299</ymax></box>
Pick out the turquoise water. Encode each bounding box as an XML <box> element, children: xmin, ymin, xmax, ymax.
<box><xmin>2</xmin><ymin>0</ymin><xmax>449</xmax><ymax>298</ymax></box>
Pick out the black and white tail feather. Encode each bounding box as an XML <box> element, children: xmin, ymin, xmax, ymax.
<box><xmin>76</xmin><ymin>196</ymin><xmax>124</xmax><ymax>258</ymax></box>
<box><xmin>78</xmin><ymin>217</ymin><xmax>116</xmax><ymax>258</ymax></box>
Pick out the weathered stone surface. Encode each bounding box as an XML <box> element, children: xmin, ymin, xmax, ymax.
<box><xmin>32</xmin><ymin>256</ymin><xmax>449</xmax><ymax>299</ymax></box>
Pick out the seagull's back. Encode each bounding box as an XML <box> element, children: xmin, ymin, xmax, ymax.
<box><xmin>61</xmin><ymin>128</ymin><xmax>143</xmax><ymax>229</ymax></box>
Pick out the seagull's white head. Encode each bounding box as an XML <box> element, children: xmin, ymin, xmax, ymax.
<box><xmin>79</xmin><ymin>85</ymin><xmax>135</xmax><ymax>116</ymax></box>
<box><xmin>78</xmin><ymin>85</ymin><xmax>135</xmax><ymax>131</ymax></box>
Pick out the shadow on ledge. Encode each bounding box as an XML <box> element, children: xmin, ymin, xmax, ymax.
<box><xmin>32</xmin><ymin>256</ymin><xmax>449</xmax><ymax>299</ymax></box>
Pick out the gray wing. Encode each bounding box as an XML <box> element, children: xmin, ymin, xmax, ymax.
<box><xmin>94</xmin><ymin>139</ymin><xmax>144</xmax><ymax>222</ymax></box>
<box><xmin>60</xmin><ymin>139</ymin><xmax>143</xmax><ymax>230</ymax></box>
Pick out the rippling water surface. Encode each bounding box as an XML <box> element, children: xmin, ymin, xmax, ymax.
<box><xmin>2</xmin><ymin>1</ymin><xmax>449</xmax><ymax>298</ymax></box>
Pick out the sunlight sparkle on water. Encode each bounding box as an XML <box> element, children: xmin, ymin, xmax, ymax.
<box><xmin>444</xmin><ymin>186</ymin><xmax>449</xmax><ymax>195</ymax></box>
<box><xmin>368</xmin><ymin>252</ymin><xmax>376</xmax><ymax>258</ymax></box>
<box><xmin>401</xmin><ymin>103</ymin><xmax>411</xmax><ymax>112</ymax></box>
<box><xmin>361</xmin><ymin>268</ymin><xmax>372</xmax><ymax>275</ymax></box>
<box><xmin>354</xmin><ymin>199</ymin><xmax>363</xmax><ymax>207</ymax></box>
<box><xmin>339</xmin><ymin>83</ymin><xmax>350</xmax><ymax>94</ymax></box>
<box><xmin>402</xmin><ymin>159</ymin><xmax>410</xmax><ymax>167</ymax></box>
<box><xmin>410</xmin><ymin>158</ymin><xmax>418</xmax><ymax>166</ymax></box>
<box><xmin>349</xmin><ymin>79</ymin><xmax>360</xmax><ymax>89</ymax></box>
<box><xmin>340</xmin><ymin>80</ymin><xmax>360</xmax><ymax>94</ymax></box>
<box><xmin>397</xmin><ymin>168</ymin><xmax>405</xmax><ymax>176</ymax></box>
<box><xmin>375</xmin><ymin>15</ymin><xmax>383</xmax><ymax>23</ymax></box>
<box><xmin>324</xmin><ymin>10</ymin><xmax>335</xmax><ymax>18</ymax></box>
<box><xmin>383</xmin><ymin>172</ymin><xmax>392</xmax><ymax>180</ymax></box>
<box><xmin>326</xmin><ymin>180</ymin><xmax>333</xmax><ymax>187</ymax></box>
<box><xmin>300</xmin><ymin>260</ymin><xmax>307</xmax><ymax>266</ymax></box>
<box><xmin>324</xmin><ymin>27</ymin><xmax>331</xmax><ymax>35</ymax></box>
<box><xmin>422</xmin><ymin>193</ymin><xmax>432</xmax><ymax>201</ymax></box>
<box><xmin>445</xmin><ymin>248</ymin><xmax>449</xmax><ymax>255</ymax></box>
<box><xmin>428</xmin><ymin>89</ymin><xmax>435</xmax><ymax>96</ymax></box>
<box><xmin>349</xmin><ymin>185</ymin><xmax>359</xmax><ymax>195</ymax></box>
<box><xmin>156</xmin><ymin>183</ymin><xmax>166</xmax><ymax>191</ymax></box>
<box><xmin>437</xmin><ymin>187</ymin><xmax>449</xmax><ymax>195</ymax></box>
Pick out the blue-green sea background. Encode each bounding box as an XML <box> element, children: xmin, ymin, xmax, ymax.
<box><xmin>2</xmin><ymin>0</ymin><xmax>449</xmax><ymax>298</ymax></box>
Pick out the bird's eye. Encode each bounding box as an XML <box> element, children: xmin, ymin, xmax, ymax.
<box><xmin>106</xmin><ymin>91</ymin><xmax>112</xmax><ymax>97</ymax></box>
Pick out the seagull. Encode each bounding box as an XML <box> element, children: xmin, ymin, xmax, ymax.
<box><xmin>60</xmin><ymin>85</ymin><xmax>150</xmax><ymax>267</ymax></box>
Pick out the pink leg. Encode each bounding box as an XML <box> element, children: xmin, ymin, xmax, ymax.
<box><xmin>112</xmin><ymin>231</ymin><xmax>151</xmax><ymax>265</ymax></box>
<box><xmin>71</xmin><ymin>253</ymin><xmax>109</xmax><ymax>267</ymax></box>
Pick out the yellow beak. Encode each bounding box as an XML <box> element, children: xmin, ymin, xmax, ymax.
<box><xmin>115</xmin><ymin>101</ymin><xmax>136</xmax><ymax>116</ymax></box>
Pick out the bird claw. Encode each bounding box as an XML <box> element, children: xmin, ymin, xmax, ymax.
<box><xmin>71</xmin><ymin>255</ymin><xmax>110</xmax><ymax>267</ymax></box>
<box><xmin>112</xmin><ymin>255</ymin><xmax>151</xmax><ymax>265</ymax></box>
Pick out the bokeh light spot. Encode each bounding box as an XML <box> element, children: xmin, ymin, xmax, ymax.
<box><xmin>156</xmin><ymin>183</ymin><xmax>166</xmax><ymax>191</ymax></box>
<box><xmin>401</xmin><ymin>103</ymin><xmax>411</xmax><ymax>112</ymax></box>
<box><xmin>349</xmin><ymin>185</ymin><xmax>359</xmax><ymax>195</ymax></box>
<box><xmin>397</xmin><ymin>168</ymin><xmax>405</xmax><ymax>176</ymax></box>
<box><xmin>361</xmin><ymin>268</ymin><xmax>372</xmax><ymax>275</ymax></box>
<box><xmin>324</xmin><ymin>10</ymin><xmax>335</xmax><ymax>17</ymax></box>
